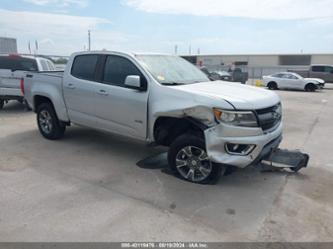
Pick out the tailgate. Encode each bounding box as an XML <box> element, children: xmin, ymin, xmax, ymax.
<box><xmin>0</xmin><ymin>70</ymin><xmax>24</xmax><ymax>89</ymax></box>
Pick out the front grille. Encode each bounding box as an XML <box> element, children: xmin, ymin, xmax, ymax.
<box><xmin>255</xmin><ymin>104</ymin><xmax>282</xmax><ymax>131</ymax></box>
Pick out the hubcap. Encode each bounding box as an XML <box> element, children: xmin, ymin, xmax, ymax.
<box><xmin>175</xmin><ymin>146</ymin><xmax>212</xmax><ymax>182</ymax></box>
<box><xmin>39</xmin><ymin>110</ymin><xmax>53</xmax><ymax>134</ymax></box>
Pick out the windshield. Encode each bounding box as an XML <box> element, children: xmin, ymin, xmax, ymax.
<box><xmin>136</xmin><ymin>55</ymin><xmax>209</xmax><ymax>85</ymax></box>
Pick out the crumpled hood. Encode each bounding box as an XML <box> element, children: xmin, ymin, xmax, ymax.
<box><xmin>304</xmin><ymin>78</ymin><xmax>325</xmax><ymax>84</ymax></box>
<box><xmin>176</xmin><ymin>81</ymin><xmax>280</xmax><ymax>110</ymax></box>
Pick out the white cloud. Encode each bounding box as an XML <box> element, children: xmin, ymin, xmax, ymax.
<box><xmin>23</xmin><ymin>0</ymin><xmax>88</xmax><ymax>8</ymax></box>
<box><xmin>0</xmin><ymin>9</ymin><xmax>132</xmax><ymax>55</ymax></box>
<box><xmin>124</xmin><ymin>0</ymin><xmax>333</xmax><ymax>20</ymax></box>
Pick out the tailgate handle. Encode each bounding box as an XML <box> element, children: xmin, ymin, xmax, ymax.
<box><xmin>66</xmin><ymin>83</ymin><xmax>76</xmax><ymax>89</ymax></box>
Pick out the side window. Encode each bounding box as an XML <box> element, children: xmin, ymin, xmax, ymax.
<box><xmin>46</xmin><ymin>60</ymin><xmax>55</xmax><ymax>71</ymax></box>
<box><xmin>40</xmin><ymin>60</ymin><xmax>49</xmax><ymax>71</ymax></box>
<box><xmin>312</xmin><ymin>66</ymin><xmax>324</xmax><ymax>72</ymax></box>
<box><xmin>288</xmin><ymin>74</ymin><xmax>298</xmax><ymax>80</ymax></box>
<box><xmin>324</xmin><ymin>66</ymin><xmax>333</xmax><ymax>73</ymax></box>
<box><xmin>103</xmin><ymin>55</ymin><xmax>144</xmax><ymax>87</ymax></box>
<box><xmin>71</xmin><ymin>55</ymin><xmax>98</xmax><ymax>81</ymax></box>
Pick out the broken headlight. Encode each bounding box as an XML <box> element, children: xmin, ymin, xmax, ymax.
<box><xmin>213</xmin><ymin>109</ymin><xmax>258</xmax><ymax>127</ymax></box>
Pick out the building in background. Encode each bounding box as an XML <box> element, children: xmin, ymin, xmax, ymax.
<box><xmin>0</xmin><ymin>37</ymin><xmax>18</xmax><ymax>54</ymax></box>
<box><xmin>182</xmin><ymin>53</ymin><xmax>333</xmax><ymax>79</ymax></box>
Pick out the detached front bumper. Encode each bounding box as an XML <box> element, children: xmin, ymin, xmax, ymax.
<box><xmin>204</xmin><ymin>122</ymin><xmax>283</xmax><ymax>168</ymax></box>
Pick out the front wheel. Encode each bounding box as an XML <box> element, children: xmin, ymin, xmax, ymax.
<box><xmin>168</xmin><ymin>134</ymin><xmax>225</xmax><ymax>184</ymax></box>
<box><xmin>37</xmin><ymin>103</ymin><xmax>65</xmax><ymax>140</ymax></box>
<box><xmin>305</xmin><ymin>83</ymin><xmax>316</xmax><ymax>92</ymax></box>
<box><xmin>0</xmin><ymin>100</ymin><xmax>4</xmax><ymax>109</ymax></box>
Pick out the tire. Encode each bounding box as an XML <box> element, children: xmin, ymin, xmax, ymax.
<box><xmin>267</xmin><ymin>82</ymin><xmax>278</xmax><ymax>90</ymax></box>
<box><xmin>168</xmin><ymin>134</ymin><xmax>225</xmax><ymax>184</ymax></box>
<box><xmin>37</xmin><ymin>102</ymin><xmax>65</xmax><ymax>140</ymax></box>
<box><xmin>0</xmin><ymin>100</ymin><xmax>4</xmax><ymax>110</ymax></box>
<box><xmin>305</xmin><ymin>83</ymin><xmax>316</xmax><ymax>92</ymax></box>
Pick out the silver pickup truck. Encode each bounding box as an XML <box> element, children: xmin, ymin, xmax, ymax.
<box><xmin>24</xmin><ymin>51</ymin><xmax>283</xmax><ymax>184</ymax></box>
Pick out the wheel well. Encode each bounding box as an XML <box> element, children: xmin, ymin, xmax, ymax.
<box><xmin>153</xmin><ymin>117</ymin><xmax>206</xmax><ymax>146</ymax></box>
<box><xmin>268</xmin><ymin>81</ymin><xmax>277</xmax><ymax>86</ymax></box>
<box><xmin>34</xmin><ymin>95</ymin><xmax>52</xmax><ymax>112</ymax></box>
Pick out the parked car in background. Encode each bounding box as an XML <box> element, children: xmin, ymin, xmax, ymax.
<box><xmin>214</xmin><ymin>71</ymin><xmax>232</xmax><ymax>81</ymax></box>
<box><xmin>288</xmin><ymin>65</ymin><xmax>333</xmax><ymax>83</ymax></box>
<box><xmin>229</xmin><ymin>68</ymin><xmax>248</xmax><ymax>84</ymax></box>
<box><xmin>200</xmin><ymin>67</ymin><xmax>231</xmax><ymax>81</ymax></box>
<box><xmin>0</xmin><ymin>54</ymin><xmax>56</xmax><ymax>109</ymax></box>
<box><xmin>200</xmin><ymin>66</ymin><xmax>219</xmax><ymax>81</ymax></box>
<box><xmin>24</xmin><ymin>51</ymin><xmax>283</xmax><ymax>184</ymax></box>
<box><xmin>263</xmin><ymin>72</ymin><xmax>325</xmax><ymax>91</ymax></box>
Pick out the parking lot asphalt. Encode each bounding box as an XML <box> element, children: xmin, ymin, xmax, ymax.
<box><xmin>1</xmin><ymin>86</ymin><xmax>333</xmax><ymax>242</ymax></box>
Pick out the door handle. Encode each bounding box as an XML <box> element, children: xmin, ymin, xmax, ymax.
<box><xmin>97</xmin><ymin>89</ymin><xmax>109</xmax><ymax>96</ymax></box>
<box><xmin>66</xmin><ymin>83</ymin><xmax>76</xmax><ymax>89</ymax></box>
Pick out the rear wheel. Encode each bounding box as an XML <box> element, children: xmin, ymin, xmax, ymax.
<box><xmin>305</xmin><ymin>83</ymin><xmax>316</xmax><ymax>92</ymax></box>
<box><xmin>168</xmin><ymin>134</ymin><xmax>225</xmax><ymax>184</ymax></box>
<box><xmin>267</xmin><ymin>82</ymin><xmax>278</xmax><ymax>90</ymax></box>
<box><xmin>0</xmin><ymin>100</ymin><xmax>4</xmax><ymax>109</ymax></box>
<box><xmin>37</xmin><ymin>103</ymin><xmax>65</xmax><ymax>140</ymax></box>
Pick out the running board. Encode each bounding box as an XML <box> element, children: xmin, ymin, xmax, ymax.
<box><xmin>261</xmin><ymin>149</ymin><xmax>310</xmax><ymax>172</ymax></box>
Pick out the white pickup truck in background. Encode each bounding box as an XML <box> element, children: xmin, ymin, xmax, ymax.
<box><xmin>0</xmin><ymin>54</ymin><xmax>56</xmax><ymax>109</ymax></box>
<box><xmin>24</xmin><ymin>51</ymin><xmax>283</xmax><ymax>184</ymax></box>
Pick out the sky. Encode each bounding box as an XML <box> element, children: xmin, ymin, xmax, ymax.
<box><xmin>0</xmin><ymin>0</ymin><xmax>332</xmax><ymax>56</ymax></box>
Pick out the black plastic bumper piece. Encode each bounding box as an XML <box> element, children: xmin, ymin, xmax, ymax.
<box><xmin>262</xmin><ymin>149</ymin><xmax>310</xmax><ymax>172</ymax></box>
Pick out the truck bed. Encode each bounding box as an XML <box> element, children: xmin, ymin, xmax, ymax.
<box><xmin>24</xmin><ymin>71</ymin><xmax>65</xmax><ymax>112</ymax></box>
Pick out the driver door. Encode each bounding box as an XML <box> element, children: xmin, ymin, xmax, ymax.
<box><xmin>94</xmin><ymin>54</ymin><xmax>149</xmax><ymax>140</ymax></box>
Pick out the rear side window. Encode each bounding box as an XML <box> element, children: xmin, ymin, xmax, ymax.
<box><xmin>324</xmin><ymin>66</ymin><xmax>333</xmax><ymax>73</ymax></box>
<box><xmin>71</xmin><ymin>55</ymin><xmax>98</xmax><ymax>81</ymax></box>
<box><xmin>0</xmin><ymin>56</ymin><xmax>38</xmax><ymax>71</ymax></box>
<box><xmin>103</xmin><ymin>55</ymin><xmax>144</xmax><ymax>87</ymax></box>
<box><xmin>46</xmin><ymin>61</ymin><xmax>55</xmax><ymax>71</ymax></box>
<box><xmin>40</xmin><ymin>60</ymin><xmax>49</xmax><ymax>71</ymax></box>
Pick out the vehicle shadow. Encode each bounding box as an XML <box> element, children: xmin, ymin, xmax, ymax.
<box><xmin>0</xmin><ymin>101</ymin><xmax>29</xmax><ymax>113</ymax></box>
<box><xmin>2</xmin><ymin>126</ymin><xmax>313</xmax><ymax>238</ymax></box>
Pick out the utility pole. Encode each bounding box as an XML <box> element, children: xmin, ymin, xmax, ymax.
<box><xmin>197</xmin><ymin>48</ymin><xmax>201</xmax><ymax>55</ymax></box>
<box><xmin>189</xmin><ymin>45</ymin><xmax>192</xmax><ymax>55</ymax></box>
<box><xmin>88</xmin><ymin>30</ymin><xmax>91</xmax><ymax>51</ymax></box>
<box><xmin>174</xmin><ymin>45</ymin><xmax>178</xmax><ymax>55</ymax></box>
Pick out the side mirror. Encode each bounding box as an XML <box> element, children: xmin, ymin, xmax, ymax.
<box><xmin>124</xmin><ymin>75</ymin><xmax>142</xmax><ymax>90</ymax></box>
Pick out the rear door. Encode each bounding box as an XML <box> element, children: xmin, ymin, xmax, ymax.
<box><xmin>94</xmin><ymin>54</ymin><xmax>149</xmax><ymax>140</ymax></box>
<box><xmin>63</xmin><ymin>54</ymin><xmax>101</xmax><ymax>127</ymax></box>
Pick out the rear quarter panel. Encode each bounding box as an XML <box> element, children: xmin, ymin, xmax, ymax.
<box><xmin>25</xmin><ymin>72</ymin><xmax>69</xmax><ymax>122</ymax></box>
